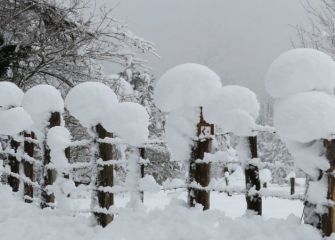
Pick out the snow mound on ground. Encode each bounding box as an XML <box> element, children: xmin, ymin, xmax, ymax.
<box><xmin>274</xmin><ymin>91</ymin><xmax>335</xmax><ymax>143</ymax></box>
<box><xmin>0</xmin><ymin>107</ymin><xmax>33</xmax><ymax>135</ymax></box>
<box><xmin>0</xmin><ymin>185</ymin><xmax>322</xmax><ymax>240</ymax></box>
<box><xmin>47</xmin><ymin>126</ymin><xmax>72</xmax><ymax>173</ymax></box>
<box><xmin>65</xmin><ymin>82</ymin><xmax>118</xmax><ymax>128</ymax></box>
<box><xmin>0</xmin><ymin>81</ymin><xmax>24</xmax><ymax>108</ymax></box>
<box><xmin>165</xmin><ymin>107</ymin><xmax>199</xmax><ymax>162</ymax></box>
<box><xmin>154</xmin><ymin>63</ymin><xmax>222</xmax><ymax>112</ymax></box>
<box><xmin>101</xmin><ymin>102</ymin><xmax>149</xmax><ymax>146</ymax></box>
<box><xmin>265</xmin><ymin>48</ymin><xmax>335</xmax><ymax>98</ymax></box>
<box><xmin>22</xmin><ymin>85</ymin><xmax>64</xmax><ymax>130</ymax></box>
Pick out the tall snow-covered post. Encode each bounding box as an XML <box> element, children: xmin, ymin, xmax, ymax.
<box><xmin>266</xmin><ymin>48</ymin><xmax>335</xmax><ymax>236</ymax></box>
<box><xmin>94</xmin><ymin>123</ymin><xmax>115</xmax><ymax>226</ymax></box>
<box><xmin>188</xmin><ymin>107</ymin><xmax>213</xmax><ymax>210</ymax></box>
<box><xmin>321</xmin><ymin>139</ymin><xmax>335</xmax><ymax>236</ymax></box>
<box><xmin>139</xmin><ymin>147</ymin><xmax>146</xmax><ymax>202</ymax></box>
<box><xmin>7</xmin><ymin>138</ymin><xmax>20</xmax><ymax>191</ymax></box>
<box><xmin>22</xmin><ymin>85</ymin><xmax>64</xmax><ymax>208</ymax></box>
<box><xmin>23</xmin><ymin>131</ymin><xmax>35</xmax><ymax>202</ymax></box>
<box><xmin>0</xmin><ymin>82</ymin><xmax>30</xmax><ymax>192</ymax></box>
<box><xmin>245</xmin><ymin>136</ymin><xmax>261</xmax><ymax>215</ymax></box>
<box><xmin>101</xmin><ymin>102</ymin><xmax>150</xmax><ymax>209</ymax></box>
<box><xmin>65</xmin><ymin>82</ymin><xmax>119</xmax><ymax>227</ymax></box>
<box><xmin>203</xmin><ymin>85</ymin><xmax>261</xmax><ymax>214</ymax></box>
<box><xmin>41</xmin><ymin>111</ymin><xmax>61</xmax><ymax>207</ymax></box>
<box><xmin>153</xmin><ymin>63</ymin><xmax>222</xmax><ymax>210</ymax></box>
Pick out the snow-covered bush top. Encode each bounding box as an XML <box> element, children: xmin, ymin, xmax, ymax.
<box><xmin>22</xmin><ymin>85</ymin><xmax>64</xmax><ymax>130</ymax></box>
<box><xmin>154</xmin><ymin>63</ymin><xmax>222</xmax><ymax>112</ymax></box>
<box><xmin>203</xmin><ymin>85</ymin><xmax>260</xmax><ymax>136</ymax></box>
<box><xmin>274</xmin><ymin>91</ymin><xmax>335</xmax><ymax>143</ymax></box>
<box><xmin>0</xmin><ymin>81</ymin><xmax>24</xmax><ymax>109</ymax></box>
<box><xmin>65</xmin><ymin>82</ymin><xmax>118</xmax><ymax>128</ymax></box>
<box><xmin>47</xmin><ymin>126</ymin><xmax>72</xmax><ymax>173</ymax></box>
<box><xmin>265</xmin><ymin>48</ymin><xmax>335</xmax><ymax>98</ymax></box>
<box><xmin>0</xmin><ymin>107</ymin><xmax>33</xmax><ymax>136</ymax></box>
<box><xmin>101</xmin><ymin>102</ymin><xmax>149</xmax><ymax>146</ymax></box>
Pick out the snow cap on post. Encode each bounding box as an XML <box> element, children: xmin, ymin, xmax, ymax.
<box><xmin>0</xmin><ymin>107</ymin><xmax>33</xmax><ymax>135</ymax></box>
<box><xmin>22</xmin><ymin>85</ymin><xmax>64</xmax><ymax>129</ymax></box>
<box><xmin>0</xmin><ymin>81</ymin><xmax>24</xmax><ymax>109</ymax></box>
<box><xmin>203</xmin><ymin>85</ymin><xmax>260</xmax><ymax>136</ymax></box>
<box><xmin>154</xmin><ymin>63</ymin><xmax>222</xmax><ymax>112</ymax></box>
<box><xmin>274</xmin><ymin>91</ymin><xmax>335</xmax><ymax>143</ymax></box>
<box><xmin>65</xmin><ymin>82</ymin><xmax>118</xmax><ymax>128</ymax></box>
<box><xmin>101</xmin><ymin>102</ymin><xmax>149</xmax><ymax>146</ymax></box>
<box><xmin>265</xmin><ymin>48</ymin><xmax>335</xmax><ymax>98</ymax></box>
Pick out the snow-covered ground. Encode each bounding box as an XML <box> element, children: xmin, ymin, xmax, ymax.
<box><xmin>1</xmin><ymin>181</ymin><xmax>329</xmax><ymax>240</ymax></box>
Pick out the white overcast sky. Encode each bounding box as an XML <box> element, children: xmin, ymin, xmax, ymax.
<box><xmin>91</xmin><ymin>0</ymin><xmax>312</xmax><ymax>98</ymax></box>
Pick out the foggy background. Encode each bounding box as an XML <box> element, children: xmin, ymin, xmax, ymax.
<box><xmin>91</xmin><ymin>0</ymin><xmax>311</xmax><ymax>98</ymax></box>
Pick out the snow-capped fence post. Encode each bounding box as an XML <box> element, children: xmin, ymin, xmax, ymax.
<box><xmin>7</xmin><ymin>138</ymin><xmax>20</xmax><ymax>192</ymax></box>
<box><xmin>41</xmin><ymin>111</ymin><xmax>61</xmax><ymax>208</ymax></box>
<box><xmin>245</xmin><ymin>136</ymin><xmax>262</xmax><ymax>215</ymax></box>
<box><xmin>188</xmin><ymin>107</ymin><xmax>213</xmax><ymax>210</ymax></box>
<box><xmin>23</xmin><ymin>132</ymin><xmax>35</xmax><ymax>203</ymax></box>
<box><xmin>321</xmin><ymin>139</ymin><xmax>335</xmax><ymax>236</ymax></box>
<box><xmin>290</xmin><ymin>178</ymin><xmax>295</xmax><ymax>195</ymax></box>
<box><xmin>265</xmin><ymin>48</ymin><xmax>335</xmax><ymax>234</ymax></box>
<box><xmin>287</xmin><ymin>172</ymin><xmax>296</xmax><ymax>195</ymax></box>
<box><xmin>94</xmin><ymin>123</ymin><xmax>115</xmax><ymax>227</ymax></box>
<box><xmin>139</xmin><ymin>147</ymin><xmax>145</xmax><ymax>202</ymax></box>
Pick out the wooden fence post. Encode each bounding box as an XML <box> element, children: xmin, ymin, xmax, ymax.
<box><xmin>41</xmin><ymin>112</ymin><xmax>61</xmax><ymax>208</ymax></box>
<box><xmin>8</xmin><ymin>138</ymin><xmax>20</xmax><ymax>192</ymax></box>
<box><xmin>139</xmin><ymin>147</ymin><xmax>145</xmax><ymax>202</ymax></box>
<box><xmin>290</xmin><ymin>177</ymin><xmax>295</xmax><ymax>195</ymax></box>
<box><xmin>188</xmin><ymin>107</ymin><xmax>213</xmax><ymax>210</ymax></box>
<box><xmin>23</xmin><ymin>132</ymin><xmax>35</xmax><ymax>203</ymax></box>
<box><xmin>94</xmin><ymin>123</ymin><xmax>115</xmax><ymax>227</ymax></box>
<box><xmin>321</xmin><ymin>139</ymin><xmax>335</xmax><ymax>236</ymax></box>
<box><xmin>245</xmin><ymin>136</ymin><xmax>262</xmax><ymax>215</ymax></box>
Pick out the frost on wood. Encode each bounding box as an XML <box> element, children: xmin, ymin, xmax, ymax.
<box><xmin>265</xmin><ymin>48</ymin><xmax>335</xmax><ymax>98</ymax></box>
<box><xmin>0</xmin><ymin>107</ymin><xmax>33</xmax><ymax>136</ymax></box>
<box><xmin>65</xmin><ymin>82</ymin><xmax>118</xmax><ymax>128</ymax></box>
<box><xmin>274</xmin><ymin>91</ymin><xmax>335</xmax><ymax>143</ymax></box>
<box><xmin>101</xmin><ymin>102</ymin><xmax>149</xmax><ymax>146</ymax></box>
<box><xmin>153</xmin><ymin>63</ymin><xmax>222</xmax><ymax>112</ymax></box>
<box><xmin>0</xmin><ymin>81</ymin><xmax>23</xmax><ymax>109</ymax></box>
<box><xmin>22</xmin><ymin>85</ymin><xmax>64</xmax><ymax>133</ymax></box>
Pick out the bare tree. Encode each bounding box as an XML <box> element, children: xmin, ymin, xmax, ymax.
<box><xmin>0</xmin><ymin>0</ymin><xmax>156</xmax><ymax>90</ymax></box>
<box><xmin>295</xmin><ymin>0</ymin><xmax>335</xmax><ymax>57</ymax></box>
